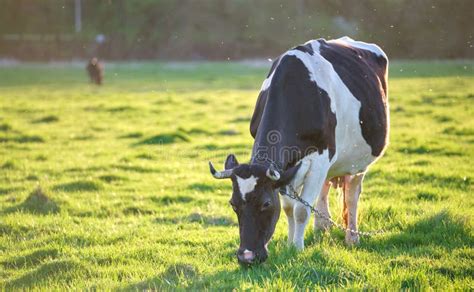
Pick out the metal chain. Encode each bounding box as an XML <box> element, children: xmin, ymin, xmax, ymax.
<box><xmin>252</xmin><ymin>151</ymin><xmax>283</xmax><ymax>170</ymax></box>
<box><xmin>281</xmin><ymin>184</ymin><xmax>385</xmax><ymax>237</ymax></box>
<box><xmin>253</xmin><ymin>152</ymin><xmax>385</xmax><ymax>237</ymax></box>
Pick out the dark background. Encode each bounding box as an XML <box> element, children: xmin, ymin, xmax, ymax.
<box><xmin>0</xmin><ymin>0</ymin><xmax>472</xmax><ymax>61</ymax></box>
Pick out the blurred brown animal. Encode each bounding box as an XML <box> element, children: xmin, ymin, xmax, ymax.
<box><xmin>86</xmin><ymin>57</ymin><xmax>104</xmax><ymax>85</ymax></box>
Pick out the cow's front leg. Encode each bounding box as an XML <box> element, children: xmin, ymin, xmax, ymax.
<box><xmin>293</xmin><ymin>156</ymin><xmax>330</xmax><ymax>250</ymax></box>
<box><xmin>342</xmin><ymin>173</ymin><xmax>365</xmax><ymax>245</ymax></box>
<box><xmin>281</xmin><ymin>194</ymin><xmax>295</xmax><ymax>245</ymax></box>
<box><xmin>314</xmin><ymin>180</ymin><xmax>332</xmax><ymax>231</ymax></box>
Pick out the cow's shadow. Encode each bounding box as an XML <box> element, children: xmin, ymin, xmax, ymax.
<box><xmin>357</xmin><ymin>210</ymin><xmax>471</xmax><ymax>252</ymax></box>
<box><xmin>123</xmin><ymin>245</ymin><xmax>345</xmax><ymax>290</ymax></box>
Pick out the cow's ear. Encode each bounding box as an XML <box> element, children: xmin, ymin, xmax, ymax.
<box><xmin>273</xmin><ymin>163</ymin><xmax>301</xmax><ymax>188</ymax></box>
<box><xmin>224</xmin><ymin>154</ymin><xmax>239</xmax><ymax>170</ymax></box>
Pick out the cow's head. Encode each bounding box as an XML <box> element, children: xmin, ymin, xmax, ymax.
<box><xmin>209</xmin><ymin>154</ymin><xmax>300</xmax><ymax>265</ymax></box>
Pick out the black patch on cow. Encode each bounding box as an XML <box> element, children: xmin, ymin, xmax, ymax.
<box><xmin>251</xmin><ymin>57</ymin><xmax>282</xmax><ymax>138</ymax></box>
<box><xmin>250</xmin><ymin>89</ymin><xmax>268</xmax><ymax>138</ymax></box>
<box><xmin>250</xmin><ymin>55</ymin><xmax>337</xmax><ymax>169</ymax></box>
<box><xmin>292</xmin><ymin>43</ymin><xmax>314</xmax><ymax>55</ymax></box>
<box><xmin>318</xmin><ymin>39</ymin><xmax>388</xmax><ymax>156</ymax></box>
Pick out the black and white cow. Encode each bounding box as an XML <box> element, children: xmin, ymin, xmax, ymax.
<box><xmin>209</xmin><ymin>37</ymin><xmax>389</xmax><ymax>264</ymax></box>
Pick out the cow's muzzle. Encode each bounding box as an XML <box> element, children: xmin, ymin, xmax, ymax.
<box><xmin>236</xmin><ymin>248</ymin><xmax>268</xmax><ymax>265</ymax></box>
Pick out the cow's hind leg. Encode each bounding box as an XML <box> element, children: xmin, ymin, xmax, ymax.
<box><xmin>342</xmin><ymin>173</ymin><xmax>365</xmax><ymax>245</ymax></box>
<box><xmin>314</xmin><ymin>180</ymin><xmax>332</xmax><ymax>231</ymax></box>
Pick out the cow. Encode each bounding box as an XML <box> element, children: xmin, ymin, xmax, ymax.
<box><xmin>209</xmin><ymin>36</ymin><xmax>389</xmax><ymax>265</ymax></box>
<box><xmin>86</xmin><ymin>57</ymin><xmax>104</xmax><ymax>85</ymax></box>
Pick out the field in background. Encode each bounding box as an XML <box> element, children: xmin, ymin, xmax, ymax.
<box><xmin>0</xmin><ymin>60</ymin><xmax>473</xmax><ymax>289</ymax></box>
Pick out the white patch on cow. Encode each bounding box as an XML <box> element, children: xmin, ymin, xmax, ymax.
<box><xmin>290</xmin><ymin>159</ymin><xmax>311</xmax><ymax>190</ymax></box>
<box><xmin>236</xmin><ymin>175</ymin><xmax>258</xmax><ymax>201</ymax></box>
<box><xmin>330</xmin><ymin>36</ymin><xmax>388</xmax><ymax>60</ymax></box>
<box><xmin>260</xmin><ymin>58</ymin><xmax>283</xmax><ymax>92</ymax></box>
<box><xmin>260</xmin><ymin>71</ymin><xmax>274</xmax><ymax>91</ymax></box>
<box><xmin>304</xmin><ymin>39</ymin><xmax>321</xmax><ymax>54</ymax></box>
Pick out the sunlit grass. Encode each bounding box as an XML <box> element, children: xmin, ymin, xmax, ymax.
<box><xmin>0</xmin><ymin>60</ymin><xmax>473</xmax><ymax>289</ymax></box>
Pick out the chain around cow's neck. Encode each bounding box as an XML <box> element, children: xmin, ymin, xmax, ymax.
<box><xmin>251</xmin><ymin>150</ymin><xmax>284</xmax><ymax>170</ymax></box>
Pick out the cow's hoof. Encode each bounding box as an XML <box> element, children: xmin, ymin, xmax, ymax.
<box><xmin>345</xmin><ymin>231</ymin><xmax>360</xmax><ymax>246</ymax></box>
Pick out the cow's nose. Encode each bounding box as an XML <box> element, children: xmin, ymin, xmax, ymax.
<box><xmin>237</xmin><ymin>249</ymin><xmax>255</xmax><ymax>264</ymax></box>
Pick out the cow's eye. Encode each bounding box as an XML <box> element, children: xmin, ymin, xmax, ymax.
<box><xmin>261</xmin><ymin>201</ymin><xmax>272</xmax><ymax>211</ymax></box>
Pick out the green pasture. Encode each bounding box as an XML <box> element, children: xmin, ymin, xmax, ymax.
<box><xmin>0</xmin><ymin>60</ymin><xmax>473</xmax><ymax>290</ymax></box>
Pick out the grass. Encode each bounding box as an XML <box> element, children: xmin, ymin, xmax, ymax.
<box><xmin>0</xmin><ymin>59</ymin><xmax>473</xmax><ymax>290</ymax></box>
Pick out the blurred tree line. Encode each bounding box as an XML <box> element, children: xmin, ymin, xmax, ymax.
<box><xmin>0</xmin><ymin>0</ymin><xmax>472</xmax><ymax>60</ymax></box>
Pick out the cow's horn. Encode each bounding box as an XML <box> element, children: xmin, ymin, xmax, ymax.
<box><xmin>266</xmin><ymin>164</ymin><xmax>281</xmax><ymax>181</ymax></box>
<box><xmin>209</xmin><ymin>161</ymin><xmax>233</xmax><ymax>179</ymax></box>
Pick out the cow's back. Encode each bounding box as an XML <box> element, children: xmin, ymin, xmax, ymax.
<box><xmin>250</xmin><ymin>37</ymin><xmax>389</xmax><ymax>175</ymax></box>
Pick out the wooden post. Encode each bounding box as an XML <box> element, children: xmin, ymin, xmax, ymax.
<box><xmin>75</xmin><ymin>0</ymin><xmax>82</xmax><ymax>33</ymax></box>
